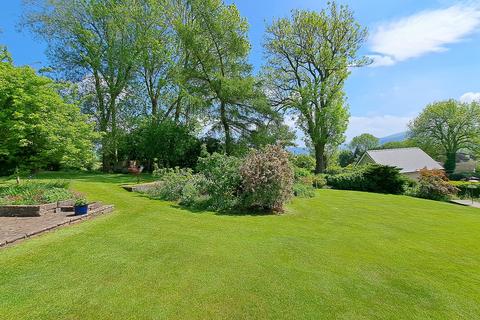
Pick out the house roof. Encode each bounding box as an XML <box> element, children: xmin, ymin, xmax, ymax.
<box><xmin>359</xmin><ymin>147</ymin><xmax>444</xmax><ymax>173</ymax></box>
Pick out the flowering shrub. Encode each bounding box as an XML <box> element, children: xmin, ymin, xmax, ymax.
<box><xmin>240</xmin><ymin>145</ymin><xmax>294</xmax><ymax>212</ymax></box>
<box><xmin>146</xmin><ymin>145</ymin><xmax>297</xmax><ymax>213</ymax></box>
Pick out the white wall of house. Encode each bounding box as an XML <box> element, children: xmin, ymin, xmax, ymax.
<box><xmin>403</xmin><ymin>172</ymin><xmax>421</xmax><ymax>181</ymax></box>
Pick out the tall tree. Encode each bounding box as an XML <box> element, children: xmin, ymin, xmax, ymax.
<box><xmin>263</xmin><ymin>2</ymin><xmax>369</xmax><ymax>173</ymax></box>
<box><xmin>23</xmin><ymin>0</ymin><xmax>142</xmax><ymax>170</ymax></box>
<box><xmin>349</xmin><ymin>133</ymin><xmax>379</xmax><ymax>156</ymax></box>
<box><xmin>135</xmin><ymin>0</ymin><xmax>181</xmax><ymax>120</ymax></box>
<box><xmin>409</xmin><ymin>99</ymin><xmax>480</xmax><ymax>173</ymax></box>
<box><xmin>176</xmin><ymin>0</ymin><xmax>273</xmax><ymax>154</ymax></box>
<box><xmin>0</xmin><ymin>49</ymin><xmax>97</xmax><ymax>173</ymax></box>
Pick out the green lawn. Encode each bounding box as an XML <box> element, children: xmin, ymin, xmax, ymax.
<box><xmin>1</xmin><ymin>173</ymin><xmax>480</xmax><ymax>319</ymax></box>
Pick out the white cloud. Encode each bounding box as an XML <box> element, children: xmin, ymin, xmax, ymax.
<box><xmin>460</xmin><ymin>92</ymin><xmax>480</xmax><ymax>103</ymax></box>
<box><xmin>367</xmin><ymin>54</ymin><xmax>396</xmax><ymax>67</ymax></box>
<box><xmin>346</xmin><ymin>115</ymin><xmax>413</xmax><ymax>141</ymax></box>
<box><xmin>369</xmin><ymin>4</ymin><xmax>480</xmax><ymax>66</ymax></box>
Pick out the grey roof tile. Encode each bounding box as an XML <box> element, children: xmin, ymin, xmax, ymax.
<box><xmin>362</xmin><ymin>147</ymin><xmax>443</xmax><ymax>173</ymax></box>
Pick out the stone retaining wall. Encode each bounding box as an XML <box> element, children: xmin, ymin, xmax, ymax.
<box><xmin>0</xmin><ymin>200</ymin><xmax>73</xmax><ymax>217</ymax></box>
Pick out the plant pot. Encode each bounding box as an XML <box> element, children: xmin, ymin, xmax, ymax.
<box><xmin>74</xmin><ymin>204</ymin><xmax>89</xmax><ymax>215</ymax></box>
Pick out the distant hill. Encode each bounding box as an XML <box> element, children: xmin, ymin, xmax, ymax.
<box><xmin>287</xmin><ymin>132</ymin><xmax>408</xmax><ymax>154</ymax></box>
<box><xmin>379</xmin><ymin>132</ymin><xmax>408</xmax><ymax>145</ymax></box>
<box><xmin>286</xmin><ymin>146</ymin><xmax>310</xmax><ymax>155</ymax></box>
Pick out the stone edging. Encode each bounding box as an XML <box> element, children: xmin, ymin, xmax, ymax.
<box><xmin>0</xmin><ymin>205</ymin><xmax>114</xmax><ymax>249</ymax></box>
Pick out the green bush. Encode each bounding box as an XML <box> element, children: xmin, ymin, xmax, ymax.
<box><xmin>327</xmin><ymin>164</ymin><xmax>406</xmax><ymax>194</ymax></box>
<box><xmin>451</xmin><ymin>181</ymin><xmax>480</xmax><ymax>199</ymax></box>
<box><xmin>291</xmin><ymin>154</ymin><xmax>315</xmax><ymax>171</ymax></box>
<box><xmin>179</xmin><ymin>174</ymin><xmax>210</xmax><ymax>207</ymax></box>
<box><xmin>148</xmin><ymin>168</ymin><xmax>193</xmax><ymax>201</ymax></box>
<box><xmin>240</xmin><ymin>145</ymin><xmax>294</xmax><ymax>212</ymax></box>
<box><xmin>324</xmin><ymin>164</ymin><xmax>354</xmax><ymax>175</ymax></box>
<box><xmin>293</xmin><ymin>166</ymin><xmax>313</xmax><ymax>185</ymax></box>
<box><xmin>293</xmin><ymin>183</ymin><xmax>315</xmax><ymax>198</ymax></box>
<box><xmin>312</xmin><ymin>174</ymin><xmax>327</xmax><ymax>189</ymax></box>
<box><xmin>196</xmin><ymin>152</ymin><xmax>242</xmax><ymax>210</ymax></box>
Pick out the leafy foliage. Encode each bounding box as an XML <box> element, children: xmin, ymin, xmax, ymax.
<box><xmin>338</xmin><ymin>149</ymin><xmax>356</xmax><ymax>167</ymax></box>
<box><xmin>327</xmin><ymin>165</ymin><xmax>406</xmax><ymax>194</ymax></box>
<box><xmin>240</xmin><ymin>145</ymin><xmax>294</xmax><ymax>212</ymax></box>
<box><xmin>450</xmin><ymin>181</ymin><xmax>480</xmax><ymax>199</ymax></box>
<box><xmin>408</xmin><ymin>169</ymin><xmax>459</xmax><ymax>201</ymax></box>
<box><xmin>0</xmin><ymin>53</ymin><xmax>97</xmax><ymax>174</ymax></box>
<box><xmin>409</xmin><ymin>100</ymin><xmax>480</xmax><ymax>173</ymax></box>
<box><xmin>149</xmin><ymin>167</ymin><xmax>193</xmax><ymax>201</ymax></box>
<box><xmin>119</xmin><ymin>119</ymin><xmax>201</xmax><ymax>170</ymax></box>
<box><xmin>263</xmin><ymin>2</ymin><xmax>369</xmax><ymax>173</ymax></box>
<box><xmin>291</xmin><ymin>155</ymin><xmax>316</xmax><ymax>172</ymax></box>
<box><xmin>312</xmin><ymin>175</ymin><xmax>327</xmax><ymax>189</ymax></box>
<box><xmin>293</xmin><ymin>183</ymin><xmax>316</xmax><ymax>198</ymax></box>
<box><xmin>196</xmin><ymin>152</ymin><xmax>243</xmax><ymax>210</ymax></box>
<box><xmin>349</xmin><ymin>133</ymin><xmax>379</xmax><ymax>156</ymax></box>
<box><xmin>0</xmin><ymin>180</ymin><xmax>72</xmax><ymax>205</ymax></box>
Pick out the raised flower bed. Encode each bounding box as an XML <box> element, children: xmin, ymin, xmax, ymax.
<box><xmin>1</xmin><ymin>181</ymin><xmax>76</xmax><ymax>217</ymax></box>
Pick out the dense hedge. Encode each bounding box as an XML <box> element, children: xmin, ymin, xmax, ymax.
<box><xmin>326</xmin><ymin>164</ymin><xmax>406</xmax><ymax>194</ymax></box>
<box><xmin>450</xmin><ymin>181</ymin><xmax>480</xmax><ymax>199</ymax></box>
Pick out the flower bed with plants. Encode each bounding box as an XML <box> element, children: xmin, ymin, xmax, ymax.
<box><xmin>0</xmin><ymin>181</ymin><xmax>76</xmax><ymax>217</ymax></box>
<box><xmin>142</xmin><ymin>145</ymin><xmax>295</xmax><ymax>214</ymax></box>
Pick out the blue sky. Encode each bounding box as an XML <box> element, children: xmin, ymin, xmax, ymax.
<box><xmin>1</xmin><ymin>0</ymin><xmax>480</xmax><ymax>142</ymax></box>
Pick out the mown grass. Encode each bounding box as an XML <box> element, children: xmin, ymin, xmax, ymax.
<box><xmin>0</xmin><ymin>172</ymin><xmax>479</xmax><ymax>319</ymax></box>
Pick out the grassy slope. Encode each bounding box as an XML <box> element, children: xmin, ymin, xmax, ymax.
<box><xmin>1</xmin><ymin>173</ymin><xmax>479</xmax><ymax>319</ymax></box>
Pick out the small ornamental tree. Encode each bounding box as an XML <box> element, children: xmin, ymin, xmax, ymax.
<box><xmin>240</xmin><ymin>145</ymin><xmax>294</xmax><ymax>212</ymax></box>
<box><xmin>415</xmin><ymin>169</ymin><xmax>459</xmax><ymax>201</ymax></box>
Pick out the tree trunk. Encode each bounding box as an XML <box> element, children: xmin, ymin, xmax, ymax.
<box><xmin>151</xmin><ymin>96</ymin><xmax>158</xmax><ymax>117</ymax></box>
<box><xmin>314</xmin><ymin>142</ymin><xmax>326</xmax><ymax>174</ymax></box>
<box><xmin>220</xmin><ymin>101</ymin><xmax>232</xmax><ymax>155</ymax></box>
<box><xmin>110</xmin><ymin>99</ymin><xmax>118</xmax><ymax>167</ymax></box>
<box><xmin>444</xmin><ymin>151</ymin><xmax>456</xmax><ymax>174</ymax></box>
<box><xmin>99</xmin><ymin>118</ymin><xmax>110</xmax><ymax>172</ymax></box>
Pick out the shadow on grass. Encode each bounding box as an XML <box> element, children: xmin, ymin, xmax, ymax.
<box><xmin>169</xmin><ymin>203</ymin><xmax>277</xmax><ymax>217</ymax></box>
<box><xmin>21</xmin><ymin>171</ymin><xmax>155</xmax><ymax>185</ymax></box>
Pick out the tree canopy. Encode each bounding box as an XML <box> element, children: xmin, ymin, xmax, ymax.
<box><xmin>349</xmin><ymin>133</ymin><xmax>380</xmax><ymax>156</ymax></box>
<box><xmin>0</xmin><ymin>48</ymin><xmax>97</xmax><ymax>173</ymax></box>
<box><xmin>263</xmin><ymin>2</ymin><xmax>369</xmax><ymax>173</ymax></box>
<box><xmin>409</xmin><ymin>99</ymin><xmax>480</xmax><ymax>173</ymax></box>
